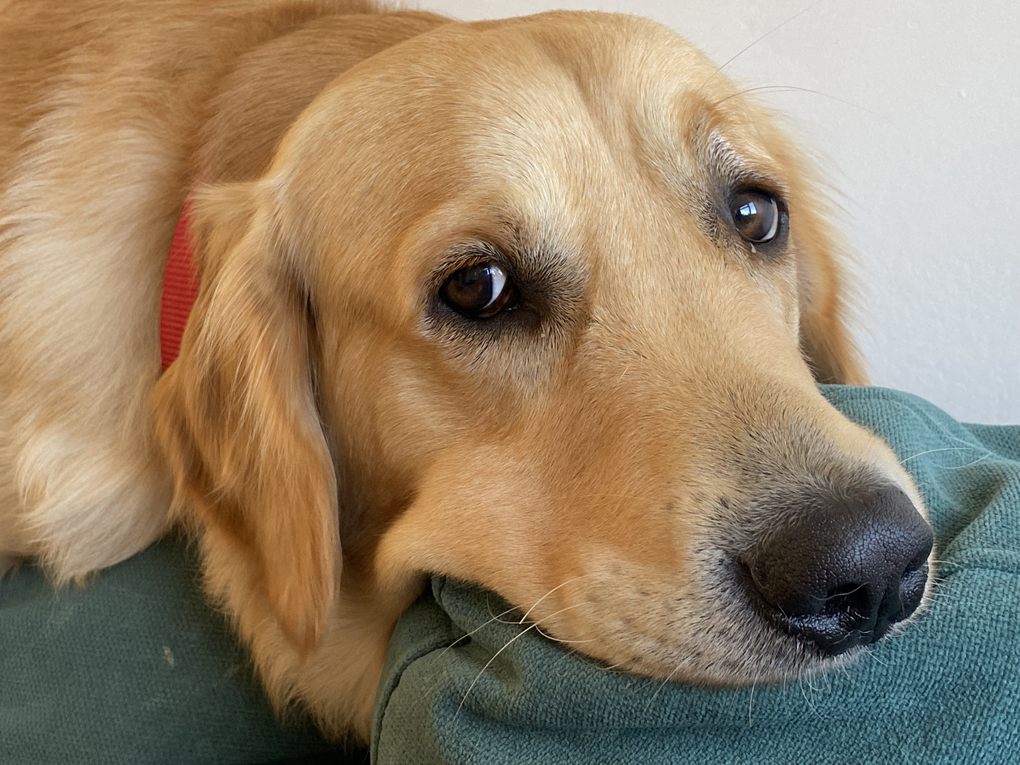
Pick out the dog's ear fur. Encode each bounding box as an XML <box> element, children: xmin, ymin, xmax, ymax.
<box><xmin>796</xmin><ymin>229</ymin><xmax>868</xmax><ymax>385</ymax></box>
<box><xmin>151</xmin><ymin>181</ymin><xmax>338</xmax><ymax>655</ymax></box>
<box><xmin>791</xmin><ymin>188</ymin><xmax>869</xmax><ymax>386</ymax></box>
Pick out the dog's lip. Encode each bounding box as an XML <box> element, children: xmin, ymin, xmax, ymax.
<box><xmin>548</xmin><ymin>550</ymin><xmax>842</xmax><ymax>685</ymax></box>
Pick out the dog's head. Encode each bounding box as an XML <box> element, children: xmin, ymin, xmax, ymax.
<box><xmin>153</xmin><ymin>10</ymin><xmax>933</xmax><ymax>728</ymax></box>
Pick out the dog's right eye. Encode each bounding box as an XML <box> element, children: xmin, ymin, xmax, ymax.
<box><xmin>730</xmin><ymin>188</ymin><xmax>781</xmax><ymax>244</ymax></box>
<box><xmin>440</xmin><ymin>262</ymin><xmax>516</xmax><ymax>319</ymax></box>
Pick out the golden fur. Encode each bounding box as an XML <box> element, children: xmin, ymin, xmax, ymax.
<box><xmin>0</xmin><ymin>0</ymin><xmax>930</xmax><ymax>742</ymax></box>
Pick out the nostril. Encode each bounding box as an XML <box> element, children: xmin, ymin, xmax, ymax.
<box><xmin>824</xmin><ymin>582</ymin><xmax>868</xmax><ymax>619</ymax></box>
<box><xmin>896</xmin><ymin>555</ymin><xmax>931</xmax><ymax>622</ymax></box>
<box><xmin>741</xmin><ymin>484</ymin><xmax>933</xmax><ymax>656</ymax></box>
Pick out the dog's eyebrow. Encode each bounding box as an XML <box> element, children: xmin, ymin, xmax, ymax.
<box><xmin>705</xmin><ymin>131</ymin><xmax>788</xmax><ymax>196</ymax></box>
<box><xmin>434</xmin><ymin>216</ymin><xmax>588</xmax><ymax>311</ymax></box>
<box><xmin>499</xmin><ymin>219</ymin><xmax>588</xmax><ymax>300</ymax></box>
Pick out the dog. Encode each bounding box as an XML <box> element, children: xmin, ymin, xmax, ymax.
<box><xmin>0</xmin><ymin>0</ymin><xmax>935</xmax><ymax>742</ymax></box>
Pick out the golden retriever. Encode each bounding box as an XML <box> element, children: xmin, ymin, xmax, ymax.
<box><xmin>0</xmin><ymin>0</ymin><xmax>934</xmax><ymax>742</ymax></box>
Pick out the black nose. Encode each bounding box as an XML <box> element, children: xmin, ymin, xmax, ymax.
<box><xmin>743</xmin><ymin>485</ymin><xmax>933</xmax><ymax>655</ymax></box>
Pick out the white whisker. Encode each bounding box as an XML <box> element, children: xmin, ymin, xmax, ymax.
<box><xmin>519</xmin><ymin>574</ymin><xmax>586</xmax><ymax>624</ymax></box>
<box><xmin>455</xmin><ymin>603</ymin><xmax>584</xmax><ymax>720</ymax></box>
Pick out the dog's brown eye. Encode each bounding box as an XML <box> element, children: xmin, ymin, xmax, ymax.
<box><xmin>730</xmin><ymin>189</ymin><xmax>780</xmax><ymax>244</ymax></box>
<box><xmin>441</xmin><ymin>262</ymin><xmax>514</xmax><ymax>319</ymax></box>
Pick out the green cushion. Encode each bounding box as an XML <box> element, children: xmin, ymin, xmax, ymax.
<box><xmin>0</xmin><ymin>538</ymin><xmax>360</xmax><ymax>765</ymax></box>
<box><xmin>372</xmin><ymin>386</ymin><xmax>1020</xmax><ymax>764</ymax></box>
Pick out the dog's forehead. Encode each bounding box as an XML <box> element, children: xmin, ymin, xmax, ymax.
<box><xmin>429</xmin><ymin>15</ymin><xmax>787</xmax><ymax>233</ymax></box>
<box><xmin>444</xmin><ymin>14</ymin><xmax>755</xmax><ymax>166</ymax></box>
<box><xmin>277</xmin><ymin>11</ymin><xmax>796</xmax><ymax>309</ymax></box>
<box><xmin>458</xmin><ymin>11</ymin><xmax>722</xmax><ymax>97</ymax></box>
<box><xmin>283</xmin><ymin>10</ymin><xmax>774</xmax><ymax>184</ymax></box>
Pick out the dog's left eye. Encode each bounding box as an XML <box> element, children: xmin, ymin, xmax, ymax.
<box><xmin>440</xmin><ymin>261</ymin><xmax>515</xmax><ymax>319</ymax></box>
<box><xmin>730</xmin><ymin>189</ymin><xmax>780</xmax><ymax>244</ymax></box>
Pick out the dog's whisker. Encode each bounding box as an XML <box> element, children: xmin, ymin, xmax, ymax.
<box><xmin>519</xmin><ymin>574</ymin><xmax>588</xmax><ymax>624</ymax></box>
<box><xmin>901</xmin><ymin>445</ymin><xmax>988</xmax><ymax>464</ymax></box>
<box><xmin>418</xmin><ymin>599</ymin><xmax>526</xmax><ymax>704</ymax></box>
<box><xmin>533</xmin><ymin>624</ymin><xmax>599</xmax><ymax>645</ymax></box>
<box><xmin>427</xmin><ymin>604</ymin><xmax>520</xmax><ymax>667</ymax></box>
<box><xmin>696</xmin><ymin>0</ymin><xmax>829</xmax><ymax>96</ymax></box>
<box><xmin>940</xmin><ymin>453</ymin><xmax>996</xmax><ymax>470</ymax></box>
<box><xmin>804</xmin><ymin>581</ymin><xmax>866</xmax><ymax>603</ymax></box>
<box><xmin>569</xmin><ymin>649</ymin><xmax>633</xmax><ymax>673</ymax></box>
<box><xmin>925</xmin><ymin>588</ymin><xmax>960</xmax><ymax>606</ymax></box>
<box><xmin>911</xmin><ymin>409</ymin><xmax>998</xmax><ymax>457</ymax></box>
<box><xmin>455</xmin><ymin>603</ymin><xmax>585</xmax><ymax>720</ymax></box>
<box><xmin>454</xmin><ymin>623</ymin><xmax>543</xmax><ymax>722</ymax></box>
<box><xmin>712</xmin><ymin>85</ymin><xmax>883</xmax><ymax>120</ymax></box>
<box><xmin>866</xmin><ymin>651</ymin><xmax>891</xmax><ymax>669</ymax></box>
<box><xmin>643</xmin><ymin>659</ymin><xmax>687</xmax><ymax>713</ymax></box>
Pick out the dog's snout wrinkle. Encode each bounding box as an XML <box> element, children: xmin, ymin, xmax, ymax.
<box><xmin>742</xmin><ymin>485</ymin><xmax>933</xmax><ymax>656</ymax></box>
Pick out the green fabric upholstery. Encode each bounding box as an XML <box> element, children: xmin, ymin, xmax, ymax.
<box><xmin>372</xmin><ymin>386</ymin><xmax>1020</xmax><ymax>764</ymax></box>
<box><xmin>0</xmin><ymin>539</ymin><xmax>362</xmax><ymax>765</ymax></box>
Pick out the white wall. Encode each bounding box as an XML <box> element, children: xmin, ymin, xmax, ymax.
<box><xmin>414</xmin><ymin>0</ymin><xmax>1020</xmax><ymax>424</ymax></box>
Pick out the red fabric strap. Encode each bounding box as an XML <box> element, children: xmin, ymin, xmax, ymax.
<box><xmin>160</xmin><ymin>199</ymin><xmax>198</xmax><ymax>371</ymax></box>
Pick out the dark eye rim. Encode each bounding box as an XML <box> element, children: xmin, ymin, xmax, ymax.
<box><xmin>727</xmin><ymin>186</ymin><xmax>788</xmax><ymax>250</ymax></box>
<box><xmin>432</xmin><ymin>247</ymin><xmax>521</xmax><ymax>322</ymax></box>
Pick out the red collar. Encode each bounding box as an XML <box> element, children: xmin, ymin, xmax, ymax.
<box><xmin>159</xmin><ymin>199</ymin><xmax>198</xmax><ymax>371</ymax></box>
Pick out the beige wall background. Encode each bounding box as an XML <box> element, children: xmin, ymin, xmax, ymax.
<box><xmin>414</xmin><ymin>0</ymin><xmax>1020</xmax><ymax>424</ymax></box>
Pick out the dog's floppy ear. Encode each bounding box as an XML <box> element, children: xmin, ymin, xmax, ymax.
<box><xmin>794</xmin><ymin>205</ymin><xmax>869</xmax><ymax>386</ymax></box>
<box><xmin>151</xmin><ymin>181</ymin><xmax>338</xmax><ymax>654</ymax></box>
